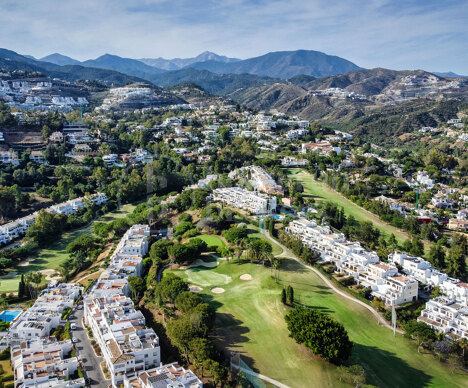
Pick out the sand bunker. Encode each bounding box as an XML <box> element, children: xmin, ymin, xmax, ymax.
<box><xmin>38</xmin><ymin>269</ymin><xmax>61</xmax><ymax>282</ymax></box>
<box><xmin>18</xmin><ymin>259</ymin><xmax>33</xmax><ymax>267</ymax></box>
<box><xmin>211</xmin><ymin>287</ymin><xmax>225</xmax><ymax>294</ymax></box>
<box><xmin>189</xmin><ymin>285</ymin><xmax>203</xmax><ymax>293</ymax></box>
<box><xmin>188</xmin><ymin>259</ymin><xmax>218</xmax><ymax>268</ymax></box>
<box><xmin>240</xmin><ymin>274</ymin><xmax>252</xmax><ymax>281</ymax></box>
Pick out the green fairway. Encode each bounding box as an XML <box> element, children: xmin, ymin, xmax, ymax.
<box><xmin>0</xmin><ymin>203</ymin><xmax>136</xmax><ymax>293</ymax></box>
<box><xmin>192</xmin><ymin>235</ymin><xmax>226</xmax><ymax>248</ymax></box>
<box><xmin>246</xmin><ymin>227</ymin><xmax>283</xmax><ymax>256</ymax></box>
<box><xmin>287</xmin><ymin>168</ymin><xmax>412</xmax><ymax>245</ymax></box>
<box><xmin>169</xmin><ymin>260</ymin><xmax>467</xmax><ymax>388</ymax></box>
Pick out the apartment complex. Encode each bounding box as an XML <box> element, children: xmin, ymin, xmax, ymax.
<box><xmin>11</xmin><ymin>337</ymin><xmax>85</xmax><ymax>388</ymax></box>
<box><xmin>123</xmin><ymin>362</ymin><xmax>202</xmax><ymax>388</ymax></box>
<box><xmin>286</xmin><ymin>218</ymin><xmax>418</xmax><ymax>305</ymax></box>
<box><xmin>229</xmin><ymin>166</ymin><xmax>284</xmax><ymax>195</ymax></box>
<box><xmin>83</xmin><ymin>224</ymin><xmax>194</xmax><ymax>388</ymax></box>
<box><xmin>8</xmin><ymin>282</ymin><xmax>82</xmax><ymax>346</ymax></box>
<box><xmin>389</xmin><ymin>252</ymin><xmax>468</xmax><ymax>304</ymax></box>
<box><xmin>0</xmin><ymin>193</ymin><xmax>107</xmax><ymax>246</ymax></box>
<box><xmin>212</xmin><ymin>187</ymin><xmax>277</xmax><ymax>214</ymax></box>
<box><xmin>418</xmin><ymin>297</ymin><xmax>468</xmax><ymax>338</ymax></box>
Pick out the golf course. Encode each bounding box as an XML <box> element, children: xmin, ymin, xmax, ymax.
<box><xmin>169</xmin><ymin>259</ymin><xmax>467</xmax><ymax>387</ymax></box>
<box><xmin>0</xmin><ymin>203</ymin><xmax>137</xmax><ymax>293</ymax></box>
<box><xmin>287</xmin><ymin>168</ymin><xmax>414</xmax><ymax>245</ymax></box>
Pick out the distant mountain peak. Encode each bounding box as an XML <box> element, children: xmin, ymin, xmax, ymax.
<box><xmin>188</xmin><ymin>49</ymin><xmax>362</xmax><ymax>79</ymax></box>
<box><xmin>40</xmin><ymin>53</ymin><xmax>80</xmax><ymax>66</ymax></box>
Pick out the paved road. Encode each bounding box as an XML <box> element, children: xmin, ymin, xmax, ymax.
<box><xmin>232</xmin><ymin>364</ymin><xmax>291</xmax><ymax>388</ymax></box>
<box><xmin>261</xmin><ymin>230</ymin><xmax>404</xmax><ymax>334</ymax></box>
<box><xmin>70</xmin><ymin>308</ymin><xmax>110</xmax><ymax>387</ymax></box>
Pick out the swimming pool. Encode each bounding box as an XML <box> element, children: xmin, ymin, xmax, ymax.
<box><xmin>0</xmin><ymin>310</ymin><xmax>22</xmax><ymax>323</ymax></box>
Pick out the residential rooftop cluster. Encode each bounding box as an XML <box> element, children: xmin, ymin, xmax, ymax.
<box><xmin>8</xmin><ymin>282</ymin><xmax>85</xmax><ymax>388</ymax></box>
<box><xmin>83</xmin><ymin>224</ymin><xmax>202</xmax><ymax>388</ymax></box>
<box><xmin>211</xmin><ymin>187</ymin><xmax>277</xmax><ymax>215</ymax></box>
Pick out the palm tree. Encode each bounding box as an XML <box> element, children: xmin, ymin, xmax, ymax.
<box><xmin>459</xmin><ymin>337</ymin><xmax>468</xmax><ymax>359</ymax></box>
<box><xmin>272</xmin><ymin>259</ymin><xmax>280</xmax><ymax>281</ymax></box>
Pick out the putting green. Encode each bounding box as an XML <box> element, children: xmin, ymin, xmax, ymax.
<box><xmin>185</xmin><ymin>267</ymin><xmax>232</xmax><ymax>288</ymax></box>
<box><xmin>192</xmin><ymin>235</ymin><xmax>226</xmax><ymax>248</ymax></box>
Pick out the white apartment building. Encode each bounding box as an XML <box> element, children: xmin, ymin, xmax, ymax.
<box><xmin>416</xmin><ymin>171</ymin><xmax>435</xmax><ymax>188</ymax></box>
<box><xmin>103</xmin><ymin>153</ymin><xmax>119</xmax><ymax>167</ymax></box>
<box><xmin>81</xmin><ymin>224</ymin><xmax>179</xmax><ymax>388</ymax></box>
<box><xmin>84</xmin><ymin>294</ymin><xmax>161</xmax><ymax>388</ymax></box>
<box><xmin>389</xmin><ymin>252</ymin><xmax>468</xmax><ymax>304</ymax></box>
<box><xmin>418</xmin><ymin>297</ymin><xmax>468</xmax><ymax>339</ymax></box>
<box><xmin>92</xmin><ymin>279</ymin><xmax>131</xmax><ymax>298</ymax></box>
<box><xmin>8</xmin><ymin>282</ymin><xmax>83</xmax><ymax>346</ymax></box>
<box><xmin>29</xmin><ymin>151</ymin><xmax>45</xmax><ymax>164</ymax></box>
<box><xmin>131</xmin><ymin>149</ymin><xmax>153</xmax><ymax>165</ymax></box>
<box><xmin>0</xmin><ymin>193</ymin><xmax>107</xmax><ymax>246</ymax></box>
<box><xmin>123</xmin><ymin>362</ymin><xmax>202</xmax><ymax>388</ymax></box>
<box><xmin>281</xmin><ymin>157</ymin><xmax>308</xmax><ymax>167</ymax></box>
<box><xmin>229</xmin><ymin>166</ymin><xmax>283</xmax><ymax>195</ymax></box>
<box><xmin>389</xmin><ymin>252</ymin><xmax>448</xmax><ymax>286</ymax></box>
<box><xmin>0</xmin><ymin>151</ymin><xmax>20</xmax><ymax>166</ymax></box>
<box><xmin>301</xmin><ymin>142</ymin><xmax>341</xmax><ymax>156</ymax></box>
<box><xmin>286</xmin><ymin>218</ymin><xmax>418</xmax><ymax>305</ymax></box>
<box><xmin>11</xmin><ymin>337</ymin><xmax>85</xmax><ymax>388</ymax></box>
<box><xmin>212</xmin><ymin>187</ymin><xmax>277</xmax><ymax>215</ymax></box>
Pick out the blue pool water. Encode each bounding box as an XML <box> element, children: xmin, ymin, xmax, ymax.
<box><xmin>0</xmin><ymin>310</ymin><xmax>22</xmax><ymax>322</ymax></box>
<box><xmin>273</xmin><ymin>215</ymin><xmax>282</xmax><ymax>220</ymax></box>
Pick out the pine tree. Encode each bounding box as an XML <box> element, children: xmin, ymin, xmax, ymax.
<box><xmin>428</xmin><ymin>242</ymin><xmax>446</xmax><ymax>270</ymax></box>
<box><xmin>447</xmin><ymin>245</ymin><xmax>466</xmax><ymax>279</ymax></box>
<box><xmin>281</xmin><ymin>288</ymin><xmax>287</xmax><ymax>305</ymax></box>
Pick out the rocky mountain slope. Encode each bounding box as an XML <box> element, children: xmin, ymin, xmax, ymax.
<box><xmin>189</xmin><ymin>50</ymin><xmax>361</xmax><ymax>79</ymax></box>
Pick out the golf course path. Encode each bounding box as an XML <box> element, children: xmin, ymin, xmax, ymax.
<box><xmin>261</xmin><ymin>230</ymin><xmax>404</xmax><ymax>334</ymax></box>
<box><xmin>232</xmin><ymin>365</ymin><xmax>291</xmax><ymax>388</ymax></box>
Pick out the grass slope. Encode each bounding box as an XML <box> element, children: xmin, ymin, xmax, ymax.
<box><xmin>193</xmin><ymin>235</ymin><xmax>226</xmax><ymax>248</ymax></box>
<box><xmin>287</xmin><ymin>168</ymin><xmax>413</xmax><ymax>245</ymax></box>
<box><xmin>169</xmin><ymin>260</ymin><xmax>466</xmax><ymax>388</ymax></box>
<box><xmin>0</xmin><ymin>203</ymin><xmax>136</xmax><ymax>293</ymax></box>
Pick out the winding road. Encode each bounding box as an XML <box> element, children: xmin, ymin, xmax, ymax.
<box><xmin>261</xmin><ymin>230</ymin><xmax>404</xmax><ymax>334</ymax></box>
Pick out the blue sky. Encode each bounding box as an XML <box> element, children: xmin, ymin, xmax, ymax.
<box><xmin>0</xmin><ymin>0</ymin><xmax>467</xmax><ymax>73</ymax></box>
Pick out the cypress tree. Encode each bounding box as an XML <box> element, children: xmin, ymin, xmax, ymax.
<box><xmin>281</xmin><ymin>288</ymin><xmax>287</xmax><ymax>304</ymax></box>
<box><xmin>18</xmin><ymin>274</ymin><xmax>25</xmax><ymax>298</ymax></box>
<box><xmin>287</xmin><ymin>285</ymin><xmax>294</xmax><ymax>305</ymax></box>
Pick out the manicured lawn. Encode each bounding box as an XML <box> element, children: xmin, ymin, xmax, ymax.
<box><xmin>0</xmin><ymin>203</ymin><xmax>136</xmax><ymax>293</ymax></box>
<box><xmin>169</xmin><ymin>260</ymin><xmax>467</xmax><ymax>388</ymax></box>
<box><xmin>287</xmin><ymin>168</ymin><xmax>412</xmax><ymax>245</ymax></box>
<box><xmin>192</xmin><ymin>235</ymin><xmax>226</xmax><ymax>248</ymax></box>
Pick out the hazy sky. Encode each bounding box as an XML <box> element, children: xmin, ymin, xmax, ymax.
<box><xmin>1</xmin><ymin>0</ymin><xmax>467</xmax><ymax>73</ymax></box>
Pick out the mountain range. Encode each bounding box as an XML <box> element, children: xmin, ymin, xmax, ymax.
<box><xmin>139</xmin><ymin>51</ymin><xmax>240</xmax><ymax>71</ymax></box>
<box><xmin>0</xmin><ymin>48</ymin><xmax>144</xmax><ymax>86</ymax></box>
<box><xmin>36</xmin><ymin>49</ymin><xmax>361</xmax><ymax>80</ymax></box>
